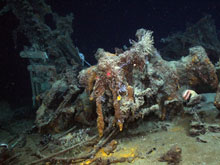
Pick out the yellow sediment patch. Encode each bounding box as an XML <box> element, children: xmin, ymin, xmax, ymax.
<box><xmin>169</xmin><ymin>126</ymin><xmax>183</xmax><ymax>132</ymax></box>
<box><xmin>117</xmin><ymin>147</ymin><xmax>136</xmax><ymax>158</ymax></box>
<box><xmin>80</xmin><ymin>147</ymin><xmax>137</xmax><ymax>165</ymax></box>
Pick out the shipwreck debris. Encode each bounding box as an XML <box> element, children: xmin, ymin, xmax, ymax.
<box><xmin>79</xmin><ymin>30</ymin><xmax>218</xmax><ymax>137</ymax></box>
<box><xmin>160</xmin><ymin>15</ymin><xmax>220</xmax><ymax>62</ymax></box>
<box><xmin>158</xmin><ymin>145</ymin><xmax>182</xmax><ymax>165</ymax></box>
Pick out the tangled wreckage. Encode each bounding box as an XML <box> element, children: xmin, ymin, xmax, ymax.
<box><xmin>36</xmin><ymin>28</ymin><xmax>218</xmax><ymax>136</ymax></box>
<box><xmin>1</xmin><ymin>0</ymin><xmax>220</xmax><ymax>164</ymax></box>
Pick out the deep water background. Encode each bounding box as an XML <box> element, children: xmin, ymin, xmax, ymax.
<box><xmin>0</xmin><ymin>0</ymin><xmax>220</xmax><ymax>107</ymax></box>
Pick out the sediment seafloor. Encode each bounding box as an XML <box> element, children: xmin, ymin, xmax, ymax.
<box><xmin>1</xmin><ymin>93</ymin><xmax>220</xmax><ymax>165</ymax></box>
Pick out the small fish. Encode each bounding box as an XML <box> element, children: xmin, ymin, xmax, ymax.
<box><xmin>117</xmin><ymin>95</ymin><xmax>121</xmax><ymax>101</ymax></box>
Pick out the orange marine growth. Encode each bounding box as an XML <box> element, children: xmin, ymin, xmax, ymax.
<box><xmin>96</xmin><ymin>99</ymin><xmax>104</xmax><ymax>137</ymax></box>
<box><xmin>127</xmin><ymin>85</ymin><xmax>134</xmax><ymax>101</ymax></box>
<box><xmin>86</xmin><ymin>69</ymin><xmax>97</xmax><ymax>94</ymax></box>
<box><xmin>109</xmin><ymin>85</ymin><xmax>124</xmax><ymax>131</ymax></box>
